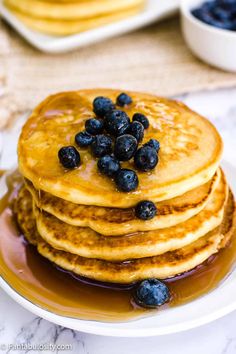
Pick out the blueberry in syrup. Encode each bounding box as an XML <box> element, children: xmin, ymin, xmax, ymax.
<box><xmin>115</xmin><ymin>169</ymin><xmax>139</xmax><ymax>192</ymax></box>
<box><xmin>97</xmin><ymin>155</ymin><xmax>121</xmax><ymax>177</ymax></box>
<box><xmin>128</xmin><ymin>121</ymin><xmax>144</xmax><ymax>143</ymax></box>
<box><xmin>135</xmin><ymin>279</ymin><xmax>170</xmax><ymax>308</ymax></box>
<box><xmin>144</xmin><ymin>138</ymin><xmax>160</xmax><ymax>152</ymax></box>
<box><xmin>134</xmin><ymin>146</ymin><xmax>158</xmax><ymax>172</ymax></box>
<box><xmin>114</xmin><ymin>134</ymin><xmax>138</xmax><ymax>161</ymax></box>
<box><xmin>104</xmin><ymin>110</ymin><xmax>130</xmax><ymax>137</ymax></box>
<box><xmin>135</xmin><ymin>201</ymin><xmax>157</xmax><ymax>220</ymax></box>
<box><xmin>75</xmin><ymin>131</ymin><xmax>93</xmax><ymax>147</ymax></box>
<box><xmin>85</xmin><ymin>118</ymin><xmax>104</xmax><ymax>135</ymax></box>
<box><xmin>116</xmin><ymin>92</ymin><xmax>133</xmax><ymax>107</ymax></box>
<box><xmin>133</xmin><ymin>113</ymin><xmax>149</xmax><ymax>129</ymax></box>
<box><xmin>58</xmin><ymin>146</ymin><xmax>81</xmax><ymax>169</ymax></box>
<box><xmin>91</xmin><ymin>134</ymin><xmax>113</xmax><ymax>158</ymax></box>
<box><xmin>93</xmin><ymin>96</ymin><xmax>115</xmax><ymax>117</ymax></box>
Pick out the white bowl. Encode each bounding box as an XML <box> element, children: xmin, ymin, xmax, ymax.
<box><xmin>180</xmin><ymin>0</ymin><xmax>236</xmax><ymax>72</ymax></box>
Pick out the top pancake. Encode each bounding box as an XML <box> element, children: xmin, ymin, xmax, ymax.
<box><xmin>18</xmin><ymin>89</ymin><xmax>223</xmax><ymax>208</ymax></box>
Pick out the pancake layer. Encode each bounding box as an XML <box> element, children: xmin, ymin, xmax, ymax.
<box><xmin>4</xmin><ymin>0</ymin><xmax>145</xmax><ymax>20</ymax></box>
<box><xmin>8</xmin><ymin>6</ymin><xmax>144</xmax><ymax>36</ymax></box>
<box><xmin>29</xmin><ymin>169</ymin><xmax>227</xmax><ymax>261</ymax></box>
<box><xmin>14</xmin><ymin>186</ymin><xmax>236</xmax><ymax>283</ymax></box>
<box><xmin>18</xmin><ymin>90</ymin><xmax>223</xmax><ymax>208</ymax></box>
<box><xmin>25</xmin><ymin>170</ymin><xmax>220</xmax><ymax>235</ymax></box>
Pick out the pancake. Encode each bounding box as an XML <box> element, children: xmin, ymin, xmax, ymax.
<box><xmin>12</xmin><ymin>185</ymin><xmax>38</xmax><ymax>246</ymax></box>
<box><xmin>15</xmin><ymin>187</ymin><xmax>236</xmax><ymax>283</ymax></box>
<box><xmin>25</xmin><ymin>170</ymin><xmax>220</xmax><ymax>235</ymax></box>
<box><xmin>4</xmin><ymin>0</ymin><xmax>146</xmax><ymax>20</ymax></box>
<box><xmin>16</xmin><ymin>169</ymin><xmax>228</xmax><ymax>261</ymax></box>
<box><xmin>18</xmin><ymin>90</ymin><xmax>223</xmax><ymax>208</ymax></box>
<box><xmin>6</xmin><ymin>5</ymin><xmax>144</xmax><ymax>35</ymax></box>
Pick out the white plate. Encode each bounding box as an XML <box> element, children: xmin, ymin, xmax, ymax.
<box><xmin>0</xmin><ymin>160</ymin><xmax>236</xmax><ymax>337</ymax></box>
<box><xmin>0</xmin><ymin>0</ymin><xmax>179</xmax><ymax>53</ymax></box>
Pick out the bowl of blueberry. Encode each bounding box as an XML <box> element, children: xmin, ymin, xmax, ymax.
<box><xmin>180</xmin><ymin>0</ymin><xmax>236</xmax><ymax>71</ymax></box>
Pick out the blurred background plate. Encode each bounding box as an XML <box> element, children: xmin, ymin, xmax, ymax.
<box><xmin>0</xmin><ymin>0</ymin><xmax>179</xmax><ymax>53</ymax></box>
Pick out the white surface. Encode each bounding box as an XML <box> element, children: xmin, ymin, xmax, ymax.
<box><xmin>181</xmin><ymin>0</ymin><xmax>236</xmax><ymax>72</ymax></box>
<box><xmin>0</xmin><ymin>0</ymin><xmax>179</xmax><ymax>53</ymax></box>
<box><xmin>0</xmin><ymin>88</ymin><xmax>236</xmax><ymax>349</ymax></box>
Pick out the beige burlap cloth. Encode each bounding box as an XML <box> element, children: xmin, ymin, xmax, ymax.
<box><xmin>1</xmin><ymin>16</ymin><xmax>236</xmax><ymax>128</ymax></box>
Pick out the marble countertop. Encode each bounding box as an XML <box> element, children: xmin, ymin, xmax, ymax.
<box><xmin>0</xmin><ymin>87</ymin><xmax>236</xmax><ymax>354</ymax></box>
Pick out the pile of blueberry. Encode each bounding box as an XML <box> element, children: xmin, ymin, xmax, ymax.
<box><xmin>58</xmin><ymin>92</ymin><xmax>160</xmax><ymax>220</ymax></box>
<box><xmin>191</xmin><ymin>0</ymin><xmax>236</xmax><ymax>31</ymax></box>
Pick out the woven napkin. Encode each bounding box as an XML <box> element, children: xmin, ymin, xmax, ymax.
<box><xmin>1</xmin><ymin>16</ymin><xmax>236</xmax><ymax>128</ymax></box>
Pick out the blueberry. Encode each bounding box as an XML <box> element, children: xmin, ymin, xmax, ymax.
<box><xmin>116</xmin><ymin>92</ymin><xmax>132</xmax><ymax>107</ymax></box>
<box><xmin>191</xmin><ymin>8</ymin><xmax>203</xmax><ymax>20</ymax></box>
<box><xmin>133</xmin><ymin>113</ymin><xmax>149</xmax><ymax>129</ymax></box>
<box><xmin>230</xmin><ymin>20</ymin><xmax>236</xmax><ymax>30</ymax></box>
<box><xmin>144</xmin><ymin>139</ymin><xmax>160</xmax><ymax>152</ymax></box>
<box><xmin>75</xmin><ymin>131</ymin><xmax>93</xmax><ymax>148</ymax></box>
<box><xmin>220</xmin><ymin>0</ymin><xmax>236</xmax><ymax>4</ymax></box>
<box><xmin>135</xmin><ymin>279</ymin><xmax>170</xmax><ymax>308</ymax></box>
<box><xmin>134</xmin><ymin>146</ymin><xmax>158</xmax><ymax>171</ymax></box>
<box><xmin>217</xmin><ymin>0</ymin><xmax>236</xmax><ymax>10</ymax></box>
<box><xmin>115</xmin><ymin>169</ymin><xmax>139</xmax><ymax>192</ymax></box>
<box><xmin>135</xmin><ymin>201</ymin><xmax>157</xmax><ymax>220</ymax></box>
<box><xmin>85</xmin><ymin>118</ymin><xmax>104</xmax><ymax>135</ymax></box>
<box><xmin>91</xmin><ymin>134</ymin><xmax>113</xmax><ymax>158</ymax></box>
<box><xmin>191</xmin><ymin>1</ymin><xmax>236</xmax><ymax>30</ymax></box>
<box><xmin>58</xmin><ymin>146</ymin><xmax>80</xmax><ymax>169</ymax></box>
<box><xmin>104</xmin><ymin>110</ymin><xmax>130</xmax><ymax>137</ymax></box>
<box><xmin>114</xmin><ymin>134</ymin><xmax>138</xmax><ymax>161</ymax></box>
<box><xmin>97</xmin><ymin>155</ymin><xmax>120</xmax><ymax>177</ymax></box>
<box><xmin>128</xmin><ymin>121</ymin><xmax>144</xmax><ymax>143</ymax></box>
<box><xmin>192</xmin><ymin>3</ymin><xmax>215</xmax><ymax>24</ymax></box>
<box><xmin>212</xmin><ymin>7</ymin><xmax>231</xmax><ymax>21</ymax></box>
<box><xmin>93</xmin><ymin>96</ymin><xmax>115</xmax><ymax>117</ymax></box>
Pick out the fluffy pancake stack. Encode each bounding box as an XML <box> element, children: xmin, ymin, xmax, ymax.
<box><xmin>15</xmin><ymin>89</ymin><xmax>236</xmax><ymax>284</ymax></box>
<box><xmin>4</xmin><ymin>0</ymin><xmax>146</xmax><ymax>35</ymax></box>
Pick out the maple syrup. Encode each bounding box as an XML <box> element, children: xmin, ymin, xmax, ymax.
<box><xmin>0</xmin><ymin>171</ymin><xmax>236</xmax><ymax>322</ymax></box>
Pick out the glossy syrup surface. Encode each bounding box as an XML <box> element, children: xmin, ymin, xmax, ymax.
<box><xmin>0</xmin><ymin>171</ymin><xmax>236</xmax><ymax>322</ymax></box>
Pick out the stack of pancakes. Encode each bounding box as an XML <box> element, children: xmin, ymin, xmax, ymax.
<box><xmin>15</xmin><ymin>89</ymin><xmax>236</xmax><ymax>284</ymax></box>
<box><xmin>4</xmin><ymin>0</ymin><xmax>146</xmax><ymax>35</ymax></box>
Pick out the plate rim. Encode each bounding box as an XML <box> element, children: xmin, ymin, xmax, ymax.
<box><xmin>1</xmin><ymin>275</ymin><xmax>236</xmax><ymax>338</ymax></box>
<box><xmin>0</xmin><ymin>160</ymin><xmax>236</xmax><ymax>337</ymax></box>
